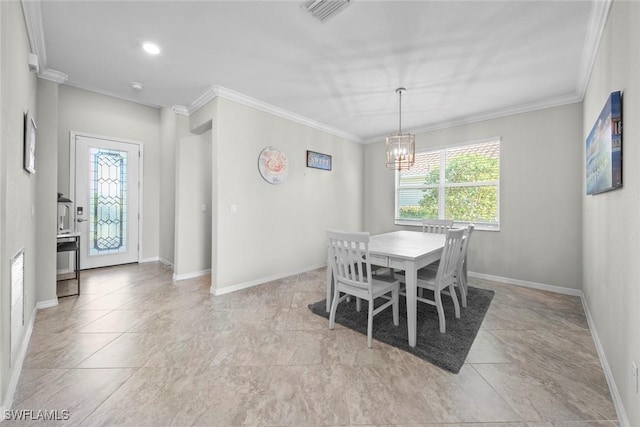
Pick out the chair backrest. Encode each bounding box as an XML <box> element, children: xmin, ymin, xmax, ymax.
<box><xmin>327</xmin><ymin>230</ymin><xmax>372</xmax><ymax>293</ymax></box>
<box><xmin>458</xmin><ymin>224</ymin><xmax>475</xmax><ymax>272</ymax></box>
<box><xmin>434</xmin><ymin>227</ymin><xmax>466</xmax><ymax>289</ymax></box>
<box><xmin>421</xmin><ymin>218</ymin><xmax>454</xmax><ymax>234</ymax></box>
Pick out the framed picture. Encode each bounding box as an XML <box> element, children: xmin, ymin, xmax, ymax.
<box><xmin>586</xmin><ymin>91</ymin><xmax>622</xmax><ymax>195</ymax></box>
<box><xmin>23</xmin><ymin>110</ymin><xmax>36</xmax><ymax>174</ymax></box>
<box><xmin>307</xmin><ymin>150</ymin><xmax>332</xmax><ymax>171</ymax></box>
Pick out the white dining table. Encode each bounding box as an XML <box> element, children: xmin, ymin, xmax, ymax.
<box><xmin>325</xmin><ymin>230</ymin><xmax>446</xmax><ymax>347</ymax></box>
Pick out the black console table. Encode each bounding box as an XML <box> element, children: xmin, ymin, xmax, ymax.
<box><xmin>56</xmin><ymin>232</ymin><xmax>80</xmax><ymax>297</ymax></box>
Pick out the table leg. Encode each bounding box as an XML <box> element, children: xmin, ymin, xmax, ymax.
<box><xmin>405</xmin><ymin>263</ymin><xmax>417</xmax><ymax>347</ymax></box>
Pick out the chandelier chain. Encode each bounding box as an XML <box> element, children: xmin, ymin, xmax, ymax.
<box><xmin>399</xmin><ymin>90</ymin><xmax>402</xmax><ymax>134</ymax></box>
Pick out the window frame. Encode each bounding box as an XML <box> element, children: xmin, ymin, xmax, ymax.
<box><xmin>394</xmin><ymin>138</ymin><xmax>501</xmax><ymax>231</ymax></box>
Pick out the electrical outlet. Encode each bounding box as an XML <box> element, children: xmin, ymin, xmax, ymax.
<box><xmin>632</xmin><ymin>361</ymin><xmax>638</xmax><ymax>393</ymax></box>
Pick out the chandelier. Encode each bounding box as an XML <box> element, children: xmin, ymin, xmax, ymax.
<box><xmin>385</xmin><ymin>87</ymin><xmax>415</xmax><ymax>171</ymax></box>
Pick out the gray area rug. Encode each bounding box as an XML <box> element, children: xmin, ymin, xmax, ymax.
<box><xmin>308</xmin><ymin>286</ymin><xmax>494</xmax><ymax>374</ymax></box>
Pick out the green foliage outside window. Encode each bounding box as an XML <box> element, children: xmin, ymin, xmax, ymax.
<box><xmin>398</xmin><ymin>153</ymin><xmax>499</xmax><ymax>223</ymax></box>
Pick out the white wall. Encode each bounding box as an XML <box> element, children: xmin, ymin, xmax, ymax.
<box><xmin>35</xmin><ymin>79</ymin><xmax>58</xmax><ymax>304</ymax></box>
<box><xmin>191</xmin><ymin>97</ymin><xmax>364</xmax><ymax>292</ymax></box>
<box><xmin>57</xmin><ymin>85</ymin><xmax>161</xmax><ymax>261</ymax></box>
<box><xmin>159</xmin><ymin>107</ymin><xmax>177</xmax><ymax>265</ymax></box>
<box><xmin>0</xmin><ymin>0</ymin><xmax>4</xmax><ymax>404</ymax></box>
<box><xmin>0</xmin><ymin>0</ymin><xmax>38</xmax><ymax>408</ymax></box>
<box><xmin>365</xmin><ymin>103</ymin><xmax>584</xmax><ymax>290</ymax></box>
<box><xmin>582</xmin><ymin>2</ymin><xmax>640</xmax><ymax>425</ymax></box>
<box><xmin>174</xmin><ymin>130</ymin><xmax>212</xmax><ymax>278</ymax></box>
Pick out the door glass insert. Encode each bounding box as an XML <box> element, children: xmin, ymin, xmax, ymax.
<box><xmin>89</xmin><ymin>148</ymin><xmax>128</xmax><ymax>256</ymax></box>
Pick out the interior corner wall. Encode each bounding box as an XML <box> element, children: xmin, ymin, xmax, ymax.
<box><xmin>159</xmin><ymin>107</ymin><xmax>177</xmax><ymax>265</ymax></box>
<box><xmin>365</xmin><ymin>102</ymin><xmax>584</xmax><ymax>290</ymax></box>
<box><xmin>189</xmin><ymin>102</ymin><xmax>218</xmax><ymax>286</ymax></box>
<box><xmin>174</xmin><ymin>130</ymin><xmax>212</xmax><ymax>278</ymax></box>
<box><xmin>582</xmin><ymin>1</ymin><xmax>640</xmax><ymax>425</ymax></box>
<box><xmin>0</xmin><ymin>0</ymin><xmax>38</xmax><ymax>408</ymax></box>
<box><xmin>0</xmin><ymin>0</ymin><xmax>4</xmax><ymax>404</ymax></box>
<box><xmin>57</xmin><ymin>85</ymin><xmax>162</xmax><ymax>261</ymax></box>
<box><xmin>35</xmin><ymin>79</ymin><xmax>59</xmax><ymax>304</ymax></box>
<box><xmin>210</xmin><ymin>97</ymin><xmax>364</xmax><ymax>291</ymax></box>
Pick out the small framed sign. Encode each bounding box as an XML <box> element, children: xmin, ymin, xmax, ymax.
<box><xmin>307</xmin><ymin>150</ymin><xmax>332</xmax><ymax>171</ymax></box>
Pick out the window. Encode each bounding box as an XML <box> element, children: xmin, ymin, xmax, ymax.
<box><xmin>395</xmin><ymin>139</ymin><xmax>500</xmax><ymax>230</ymax></box>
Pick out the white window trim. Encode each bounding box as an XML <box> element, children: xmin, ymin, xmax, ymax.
<box><xmin>394</xmin><ymin>138</ymin><xmax>501</xmax><ymax>232</ymax></box>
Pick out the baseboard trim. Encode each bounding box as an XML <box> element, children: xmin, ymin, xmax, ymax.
<box><xmin>212</xmin><ymin>264</ymin><xmax>325</xmax><ymax>296</ymax></box>
<box><xmin>140</xmin><ymin>256</ymin><xmax>159</xmax><ymax>263</ymax></box>
<box><xmin>469</xmin><ymin>271</ymin><xmax>628</xmax><ymax>426</ymax></box>
<box><xmin>468</xmin><ymin>271</ymin><xmax>583</xmax><ymax>297</ymax></box>
<box><xmin>580</xmin><ymin>295</ymin><xmax>630</xmax><ymax>427</ymax></box>
<box><xmin>173</xmin><ymin>269</ymin><xmax>211</xmax><ymax>281</ymax></box>
<box><xmin>2</xmin><ymin>306</ymin><xmax>37</xmax><ymax>414</ymax></box>
<box><xmin>36</xmin><ymin>298</ymin><xmax>58</xmax><ymax>309</ymax></box>
<box><xmin>55</xmin><ymin>268</ymin><xmax>73</xmax><ymax>275</ymax></box>
<box><xmin>158</xmin><ymin>258</ymin><xmax>173</xmax><ymax>268</ymax></box>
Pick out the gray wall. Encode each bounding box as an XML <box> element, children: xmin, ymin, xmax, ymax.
<box><xmin>35</xmin><ymin>79</ymin><xmax>59</xmax><ymax>304</ymax></box>
<box><xmin>0</xmin><ymin>0</ymin><xmax>38</xmax><ymax>408</ymax></box>
<box><xmin>191</xmin><ymin>97</ymin><xmax>365</xmax><ymax>292</ymax></box>
<box><xmin>159</xmin><ymin>107</ymin><xmax>177</xmax><ymax>265</ymax></box>
<box><xmin>365</xmin><ymin>103</ymin><xmax>584</xmax><ymax>290</ymax></box>
<box><xmin>57</xmin><ymin>85</ymin><xmax>161</xmax><ymax>261</ymax></box>
<box><xmin>582</xmin><ymin>1</ymin><xmax>640</xmax><ymax>425</ymax></box>
<box><xmin>174</xmin><ymin>130</ymin><xmax>212</xmax><ymax>277</ymax></box>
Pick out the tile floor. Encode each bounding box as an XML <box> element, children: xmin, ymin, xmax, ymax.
<box><xmin>7</xmin><ymin>262</ymin><xmax>618</xmax><ymax>426</ymax></box>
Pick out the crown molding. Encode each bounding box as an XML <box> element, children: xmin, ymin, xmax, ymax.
<box><xmin>363</xmin><ymin>92</ymin><xmax>583</xmax><ymax>144</ymax></box>
<box><xmin>576</xmin><ymin>0</ymin><xmax>613</xmax><ymax>100</ymax></box>
<box><xmin>187</xmin><ymin>86</ymin><xmax>218</xmax><ymax>115</ymax></box>
<box><xmin>171</xmin><ymin>105</ymin><xmax>189</xmax><ymax>116</ymax></box>
<box><xmin>21</xmin><ymin>0</ymin><xmax>46</xmax><ymax>65</ymax></box>
<box><xmin>179</xmin><ymin>85</ymin><xmax>361</xmax><ymax>142</ymax></box>
<box><xmin>21</xmin><ymin>0</ymin><xmax>610</xmax><ymax>145</ymax></box>
<box><xmin>62</xmin><ymin>81</ymin><xmax>162</xmax><ymax>109</ymax></box>
<box><xmin>21</xmin><ymin>0</ymin><xmax>69</xmax><ymax>84</ymax></box>
<box><xmin>38</xmin><ymin>68</ymin><xmax>68</xmax><ymax>84</ymax></box>
<box><xmin>207</xmin><ymin>85</ymin><xmax>362</xmax><ymax>143</ymax></box>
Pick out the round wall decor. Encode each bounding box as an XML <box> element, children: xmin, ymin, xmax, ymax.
<box><xmin>258</xmin><ymin>147</ymin><xmax>289</xmax><ymax>185</ymax></box>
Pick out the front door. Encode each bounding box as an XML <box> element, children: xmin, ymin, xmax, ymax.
<box><xmin>73</xmin><ymin>134</ymin><xmax>140</xmax><ymax>269</ymax></box>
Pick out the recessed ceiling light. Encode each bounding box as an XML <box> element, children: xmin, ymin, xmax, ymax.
<box><xmin>142</xmin><ymin>42</ymin><xmax>160</xmax><ymax>55</ymax></box>
<box><xmin>131</xmin><ymin>82</ymin><xmax>143</xmax><ymax>90</ymax></box>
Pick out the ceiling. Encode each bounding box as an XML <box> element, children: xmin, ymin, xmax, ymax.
<box><xmin>25</xmin><ymin>0</ymin><xmax>609</xmax><ymax>143</ymax></box>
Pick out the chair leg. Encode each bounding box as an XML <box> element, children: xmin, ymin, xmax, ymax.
<box><xmin>435</xmin><ymin>289</ymin><xmax>446</xmax><ymax>333</ymax></box>
<box><xmin>392</xmin><ymin>288</ymin><xmax>399</xmax><ymax>326</ymax></box>
<box><xmin>449</xmin><ymin>284</ymin><xmax>460</xmax><ymax>318</ymax></box>
<box><xmin>367</xmin><ymin>299</ymin><xmax>374</xmax><ymax>348</ymax></box>
<box><xmin>356</xmin><ymin>297</ymin><xmax>362</xmax><ymax>312</ymax></box>
<box><xmin>329</xmin><ymin>291</ymin><xmax>340</xmax><ymax>330</ymax></box>
<box><xmin>459</xmin><ymin>275</ymin><xmax>467</xmax><ymax>308</ymax></box>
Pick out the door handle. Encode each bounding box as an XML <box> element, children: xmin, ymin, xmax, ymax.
<box><xmin>77</xmin><ymin>218</ymin><xmax>87</xmax><ymax>222</ymax></box>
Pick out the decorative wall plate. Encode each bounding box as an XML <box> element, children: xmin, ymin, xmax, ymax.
<box><xmin>258</xmin><ymin>147</ymin><xmax>289</xmax><ymax>185</ymax></box>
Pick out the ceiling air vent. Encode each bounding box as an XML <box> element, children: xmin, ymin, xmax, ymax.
<box><xmin>303</xmin><ymin>0</ymin><xmax>352</xmax><ymax>23</ymax></box>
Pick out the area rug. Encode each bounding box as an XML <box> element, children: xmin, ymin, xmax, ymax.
<box><xmin>308</xmin><ymin>286</ymin><xmax>494</xmax><ymax>374</ymax></box>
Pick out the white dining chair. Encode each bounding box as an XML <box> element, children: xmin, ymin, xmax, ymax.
<box><xmin>327</xmin><ymin>230</ymin><xmax>400</xmax><ymax>348</ymax></box>
<box><xmin>421</xmin><ymin>218</ymin><xmax>454</xmax><ymax>234</ymax></box>
<box><xmin>455</xmin><ymin>224</ymin><xmax>474</xmax><ymax>308</ymax></box>
<box><xmin>416</xmin><ymin>218</ymin><xmax>454</xmax><ymax>297</ymax></box>
<box><xmin>420</xmin><ymin>224</ymin><xmax>474</xmax><ymax>307</ymax></box>
<box><xmin>398</xmin><ymin>227</ymin><xmax>465</xmax><ymax>333</ymax></box>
